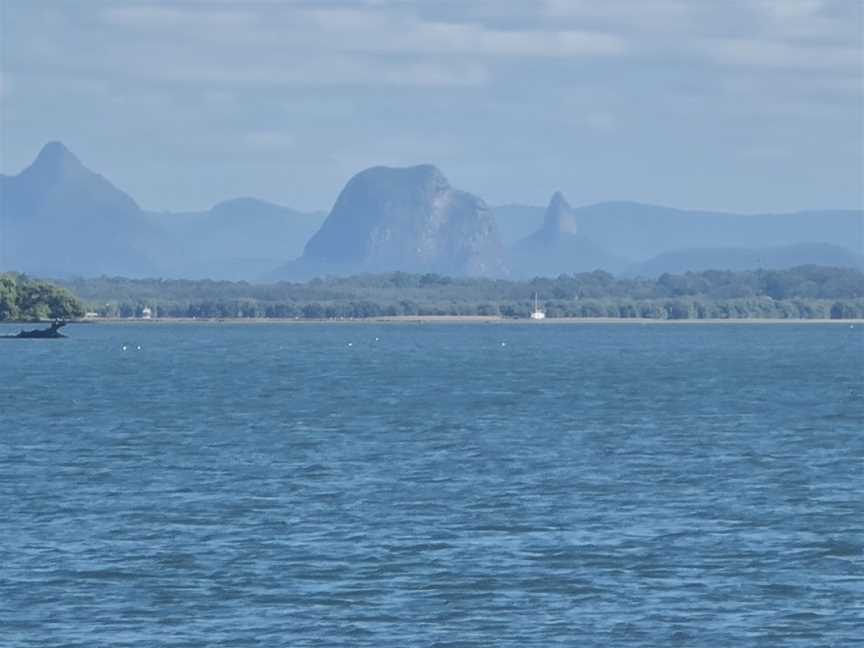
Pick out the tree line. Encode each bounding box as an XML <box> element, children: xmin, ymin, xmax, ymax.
<box><xmin>0</xmin><ymin>274</ymin><xmax>86</xmax><ymax>321</ymax></box>
<box><xmin>47</xmin><ymin>265</ymin><xmax>864</xmax><ymax>320</ymax></box>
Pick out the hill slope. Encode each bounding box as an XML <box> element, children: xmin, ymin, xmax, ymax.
<box><xmin>631</xmin><ymin>243</ymin><xmax>864</xmax><ymax>277</ymax></box>
<box><xmin>145</xmin><ymin>199</ymin><xmax>325</xmax><ymax>279</ymax></box>
<box><xmin>0</xmin><ymin>143</ymin><xmax>322</xmax><ymax>279</ymax></box>
<box><xmin>0</xmin><ymin>142</ymin><xmax>159</xmax><ymax>277</ymax></box>
<box><xmin>574</xmin><ymin>201</ymin><xmax>863</xmax><ymax>260</ymax></box>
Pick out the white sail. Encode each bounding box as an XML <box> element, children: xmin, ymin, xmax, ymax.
<box><xmin>530</xmin><ymin>293</ymin><xmax>546</xmax><ymax>319</ymax></box>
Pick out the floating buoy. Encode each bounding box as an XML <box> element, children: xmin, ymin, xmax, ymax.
<box><xmin>122</xmin><ymin>345</ymin><xmax>127</xmax><ymax>351</ymax></box>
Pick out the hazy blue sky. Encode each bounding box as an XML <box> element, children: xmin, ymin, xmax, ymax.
<box><xmin>1</xmin><ymin>0</ymin><xmax>861</xmax><ymax>213</ymax></box>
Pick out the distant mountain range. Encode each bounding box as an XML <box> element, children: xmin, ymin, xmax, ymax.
<box><xmin>1</xmin><ymin>142</ymin><xmax>861</xmax><ymax>280</ymax></box>
<box><xmin>496</xmin><ymin>201</ymin><xmax>863</xmax><ymax>257</ymax></box>
<box><xmin>0</xmin><ymin>143</ymin><xmax>324</xmax><ymax>279</ymax></box>
<box><xmin>630</xmin><ymin>242</ymin><xmax>864</xmax><ymax>277</ymax></box>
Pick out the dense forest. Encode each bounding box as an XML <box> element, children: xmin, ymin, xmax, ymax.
<box><xmin>0</xmin><ymin>274</ymin><xmax>86</xmax><ymax>321</ymax></box>
<box><xmin>52</xmin><ymin>266</ymin><xmax>864</xmax><ymax>320</ymax></box>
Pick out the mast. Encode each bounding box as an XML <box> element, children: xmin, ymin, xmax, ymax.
<box><xmin>530</xmin><ymin>292</ymin><xmax>545</xmax><ymax>319</ymax></box>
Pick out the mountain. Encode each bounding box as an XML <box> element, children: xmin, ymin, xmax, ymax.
<box><xmin>145</xmin><ymin>199</ymin><xmax>326</xmax><ymax>279</ymax></box>
<box><xmin>4</xmin><ymin>142</ymin><xmax>862</xmax><ymax>281</ymax></box>
<box><xmin>0</xmin><ymin>143</ymin><xmax>322</xmax><ymax>279</ymax></box>
<box><xmin>509</xmin><ymin>192</ymin><xmax>627</xmax><ymax>276</ymax></box>
<box><xmin>0</xmin><ymin>142</ymin><xmax>159</xmax><ymax>277</ymax></box>
<box><xmin>630</xmin><ymin>243</ymin><xmax>864</xmax><ymax>277</ymax></box>
<box><xmin>494</xmin><ymin>202</ymin><xmax>863</xmax><ymax>262</ymax></box>
<box><xmin>571</xmin><ymin>202</ymin><xmax>863</xmax><ymax>260</ymax></box>
<box><xmin>275</xmin><ymin>164</ymin><xmax>507</xmax><ymax>278</ymax></box>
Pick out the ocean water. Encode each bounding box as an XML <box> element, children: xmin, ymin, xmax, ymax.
<box><xmin>1</xmin><ymin>322</ymin><xmax>862</xmax><ymax>647</ymax></box>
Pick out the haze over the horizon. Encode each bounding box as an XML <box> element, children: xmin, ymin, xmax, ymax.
<box><xmin>1</xmin><ymin>0</ymin><xmax>862</xmax><ymax>213</ymax></box>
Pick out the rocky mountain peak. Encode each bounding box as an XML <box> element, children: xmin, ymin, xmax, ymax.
<box><xmin>543</xmin><ymin>191</ymin><xmax>578</xmax><ymax>236</ymax></box>
<box><xmin>299</xmin><ymin>164</ymin><xmax>506</xmax><ymax>276</ymax></box>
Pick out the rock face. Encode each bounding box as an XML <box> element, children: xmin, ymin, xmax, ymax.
<box><xmin>542</xmin><ymin>191</ymin><xmax>579</xmax><ymax>237</ymax></box>
<box><xmin>293</xmin><ymin>164</ymin><xmax>507</xmax><ymax>277</ymax></box>
<box><xmin>510</xmin><ymin>192</ymin><xmax>626</xmax><ymax>276</ymax></box>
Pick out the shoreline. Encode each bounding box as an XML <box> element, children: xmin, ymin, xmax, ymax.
<box><xmin>5</xmin><ymin>316</ymin><xmax>861</xmax><ymax>326</ymax></box>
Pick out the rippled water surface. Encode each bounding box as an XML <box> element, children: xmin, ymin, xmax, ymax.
<box><xmin>1</xmin><ymin>322</ymin><xmax>862</xmax><ymax>646</ymax></box>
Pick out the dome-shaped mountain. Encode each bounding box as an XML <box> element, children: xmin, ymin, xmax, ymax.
<box><xmin>510</xmin><ymin>192</ymin><xmax>626</xmax><ymax>276</ymax></box>
<box><xmin>279</xmin><ymin>164</ymin><xmax>507</xmax><ymax>277</ymax></box>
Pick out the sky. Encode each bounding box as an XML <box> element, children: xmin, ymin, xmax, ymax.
<box><xmin>1</xmin><ymin>0</ymin><xmax>862</xmax><ymax>213</ymax></box>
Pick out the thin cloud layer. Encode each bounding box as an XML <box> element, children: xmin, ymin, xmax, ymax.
<box><xmin>83</xmin><ymin>2</ymin><xmax>855</xmax><ymax>92</ymax></box>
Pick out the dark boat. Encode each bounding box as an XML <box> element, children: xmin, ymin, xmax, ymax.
<box><xmin>0</xmin><ymin>320</ymin><xmax>68</xmax><ymax>339</ymax></box>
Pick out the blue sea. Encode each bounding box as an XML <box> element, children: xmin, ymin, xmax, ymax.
<box><xmin>1</xmin><ymin>322</ymin><xmax>862</xmax><ymax>646</ymax></box>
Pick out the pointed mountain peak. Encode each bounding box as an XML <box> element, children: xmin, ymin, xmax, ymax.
<box><xmin>543</xmin><ymin>191</ymin><xmax>578</xmax><ymax>235</ymax></box>
<box><xmin>38</xmin><ymin>140</ymin><xmax>72</xmax><ymax>157</ymax></box>
<box><xmin>548</xmin><ymin>191</ymin><xmax>571</xmax><ymax>212</ymax></box>
<box><xmin>14</xmin><ymin>141</ymin><xmax>140</xmax><ymax>213</ymax></box>
<box><xmin>35</xmin><ymin>141</ymin><xmax>81</xmax><ymax>166</ymax></box>
<box><xmin>23</xmin><ymin>141</ymin><xmax>89</xmax><ymax>183</ymax></box>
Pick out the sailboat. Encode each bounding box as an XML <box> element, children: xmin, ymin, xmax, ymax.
<box><xmin>530</xmin><ymin>293</ymin><xmax>546</xmax><ymax>320</ymax></box>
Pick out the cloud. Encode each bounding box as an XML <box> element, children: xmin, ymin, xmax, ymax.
<box><xmin>306</xmin><ymin>8</ymin><xmax>627</xmax><ymax>58</ymax></box>
<box><xmin>242</xmin><ymin>130</ymin><xmax>296</xmax><ymax>153</ymax></box>
<box><xmin>701</xmin><ymin>38</ymin><xmax>861</xmax><ymax>71</ymax></box>
<box><xmin>542</xmin><ymin>0</ymin><xmax>705</xmax><ymax>32</ymax></box>
<box><xmin>112</xmin><ymin>4</ymin><xmax>622</xmax><ymax>89</ymax></box>
<box><xmin>102</xmin><ymin>6</ymin><xmax>260</xmax><ymax>31</ymax></box>
<box><xmin>92</xmin><ymin>4</ymin><xmax>626</xmax><ymax>91</ymax></box>
<box><xmin>122</xmin><ymin>57</ymin><xmax>490</xmax><ymax>88</ymax></box>
<box><xmin>543</xmin><ymin>1</ymin><xmax>861</xmax><ymax>72</ymax></box>
<box><xmin>583</xmin><ymin>111</ymin><xmax>617</xmax><ymax>134</ymax></box>
<box><xmin>88</xmin><ymin>2</ymin><xmax>860</xmax><ymax>95</ymax></box>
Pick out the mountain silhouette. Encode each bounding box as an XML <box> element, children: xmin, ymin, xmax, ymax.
<box><xmin>276</xmin><ymin>164</ymin><xmax>507</xmax><ymax>278</ymax></box>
